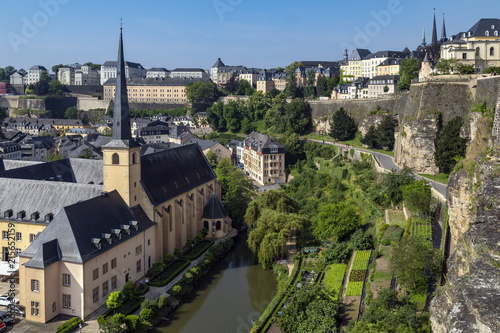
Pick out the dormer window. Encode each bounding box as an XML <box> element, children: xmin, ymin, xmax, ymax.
<box><xmin>485</xmin><ymin>31</ymin><xmax>490</xmax><ymax>37</ymax></box>
<box><xmin>129</xmin><ymin>220</ymin><xmax>139</xmax><ymax>231</ymax></box>
<box><xmin>495</xmin><ymin>31</ymin><xmax>498</xmax><ymax>37</ymax></box>
<box><xmin>31</xmin><ymin>212</ymin><xmax>40</xmax><ymax>221</ymax></box>
<box><xmin>111</xmin><ymin>228</ymin><xmax>122</xmax><ymax>240</ymax></box>
<box><xmin>91</xmin><ymin>238</ymin><xmax>101</xmax><ymax>249</ymax></box>
<box><xmin>492</xmin><ymin>25</ymin><xmax>495</xmax><ymax>29</ymax></box>
<box><xmin>102</xmin><ymin>233</ymin><xmax>112</xmax><ymax>244</ymax></box>
<box><xmin>45</xmin><ymin>213</ymin><xmax>53</xmax><ymax>222</ymax></box>
<box><xmin>269</xmin><ymin>144</ymin><xmax>278</xmax><ymax>153</ymax></box>
<box><xmin>4</xmin><ymin>209</ymin><xmax>13</xmax><ymax>219</ymax></box>
<box><xmin>17</xmin><ymin>210</ymin><xmax>26</xmax><ymax>219</ymax></box>
<box><xmin>121</xmin><ymin>225</ymin><xmax>131</xmax><ymax>235</ymax></box>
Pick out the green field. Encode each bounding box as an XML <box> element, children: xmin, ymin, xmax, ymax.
<box><xmin>351</xmin><ymin>260</ymin><xmax>370</xmax><ymax>270</ymax></box>
<box><xmin>345</xmin><ymin>281</ymin><xmax>364</xmax><ymax>296</ymax></box>
<box><xmin>387</xmin><ymin>209</ymin><xmax>407</xmax><ymax>228</ymax></box>
<box><xmin>324</xmin><ymin>264</ymin><xmax>347</xmax><ymax>299</ymax></box>
<box><xmin>354</xmin><ymin>251</ymin><xmax>372</xmax><ymax>261</ymax></box>
<box><xmin>410</xmin><ymin>219</ymin><xmax>432</xmax><ymax>239</ymax></box>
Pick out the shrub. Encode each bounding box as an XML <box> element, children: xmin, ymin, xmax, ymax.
<box><xmin>111</xmin><ymin>313</ymin><xmax>126</xmax><ymax>326</ymax></box>
<box><xmin>122</xmin><ymin>281</ymin><xmax>135</xmax><ymax>299</ymax></box>
<box><xmin>57</xmin><ymin>317</ymin><xmax>83</xmax><ymax>333</ymax></box>
<box><xmin>158</xmin><ymin>295</ymin><xmax>168</xmax><ymax>309</ymax></box>
<box><xmin>125</xmin><ymin>315</ymin><xmax>140</xmax><ymax>330</ymax></box>
<box><xmin>140</xmin><ymin>308</ymin><xmax>154</xmax><ymax>322</ymax></box>
<box><xmin>140</xmin><ymin>298</ymin><xmax>157</xmax><ymax>311</ymax></box>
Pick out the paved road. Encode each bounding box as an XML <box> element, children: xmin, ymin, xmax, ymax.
<box><xmin>308</xmin><ymin>139</ymin><xmax>447</xmax><ymax>198</ymax></box>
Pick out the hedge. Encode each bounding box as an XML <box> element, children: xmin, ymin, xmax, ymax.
<box><xmin>149</xmin><ymin>259</ymin><xmax>191</xmax><ymax>287</ymax></box>
<box><xmin>179</xmin><ymin>240</ymin><xmax>214</xmax><ymax>261</ymax></box>
<box><xmin>57</xmin><ymin>317</ymin><xmax>82</xmax><ymax>333</ymax></box>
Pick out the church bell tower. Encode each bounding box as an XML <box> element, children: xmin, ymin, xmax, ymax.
<box><xmin>102</xmin><ymin>26</ymin><xmax>141</xmax><ymax>207</ymax></box>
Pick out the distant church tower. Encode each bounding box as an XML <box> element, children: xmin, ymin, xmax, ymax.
<box><xmin>431</xmin><ymin>9</ymin><xmax>438</xmax><ymax>45</ymax></box>
<box><xmin>441</xmin><ymin>13</ymin><xmax>447</xmax><ymax>42</ymax></box>
<box><xmin>103</xmin><ymin>26</ymin><xmax>142</xmax><ymax>207</ymax></box>
<box><xmin>422</xmin><ymin>28</ymin><xmax>427</xmax><ymax>46</ymax></box>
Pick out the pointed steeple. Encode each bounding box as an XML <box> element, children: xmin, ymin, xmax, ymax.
<box><xmin>422</xmin><ymin>28</ymin><xmax>427</xmax><ymax>46</ymax></box>
<box><xmin>431</xmin><ymin>9</ymin><xmax>438</xmax><ymax>45</ymax></box>
<box><xmin>441</xmin><ymin>12</ymin><xmax>447</xmax><ymax>42</ymax></box>
<box><xmin>112</xmin><ymin>26</ymin><xmax>132</xmax><ymax>141</ymax></box>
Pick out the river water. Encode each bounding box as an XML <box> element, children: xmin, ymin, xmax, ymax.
<box><xmin>153</xmin><ymin>233</ymin><xmax>277</xmax><ymax>333</ymax></box>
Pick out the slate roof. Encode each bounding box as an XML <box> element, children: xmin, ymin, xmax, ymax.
<box><xmin>171</xmin><ymin>68</ymin><xmax>206</xmax><ymax>72</ymax></box>
<box><xmin>365</xmin><ymin>50</ymin><xmax>409</xmax><ymax>59</ymax></box>
<box><xmin>185</xmin><ymin>138</ymin><xmax>217</xmax><ymax>150</ymax></box>
<box><xmin>139</xmin><ymin>142</ymin><xmax>179</xmax><ymax>156</ymax></box>
<box><xmin>0</xmin><ymin>160</ymin><xmax>4</xmax><ymax>173</ymax></box>
<box><xmin>349</xmin><ymin>49</ymin><xmax>371</xmax><ymax>61</ymax></box>
<box><xmin>244</xmin><ymin>131</ymin><xmax>285</xmax><ymax>154</ymax></box>
<box><xmin>0</xmin><ymin>158</ymin><xmax>103</xmax><ymax>184</ymax></box>
<box><xmin>102</xmin><ymin>61</ymin><xmax>144</xmax><ymax>69</ymax></box>
<box><xmin>21</xmin><ymin>191</ymin><xmax>154</xmax><ymax>267</ymax></box>
<box><xmin>140</xmin><ymin>144</ymin><xmax>216</xmax><ymax>207</ymax></box>
<box><xmin>103</xmin><ymin>77</ymin><xmax>211</xmax><ymax>86</ymax></box>
<box><xmin>29</xmin><ymin>65</ymin><xmax>47</xmax><ymax>71</ymax></box>
<box><xmin>212</xmin><ymin>58</ymin><xmax>225</xmax><ymax>68</ymax></box>
<box><xmin>378</xmin><ymin>58</ymin><xmax>402</xmax><ymax>66</ymax></box>
<box><xmin>202</xmin><ymin>193</ymin><xmax>229</xmax><ymax>219</ymax></box>
<box><xmin>169</xmin><ymin>125</ymin><xmax>191</xmax><ymax>139</ymax></box>
<box><xmin>466</xmin><ymin>18</ymin><xmax>500</xmax><ymax>37</ymax></box>
<box><xmin>0</xmin><ymin>178</ymin><xmax>102</xmax><ymax>224</ymax></box>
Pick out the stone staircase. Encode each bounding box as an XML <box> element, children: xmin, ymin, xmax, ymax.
<box><xmin>166</xmin><ymin>294</ymin><xmax>179</xmax><ymax>308</ymax></box>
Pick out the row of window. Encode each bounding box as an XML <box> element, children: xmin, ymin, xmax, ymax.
<box><xmin>93</xmin><ymin>275</ymin><xmax>117</xmax><ymax>303</ymax></box>
<box><xmin>93</xmin><ymin>258</ymin><xmax>117</xmax><ymax>281</ymax></box>
<box><xmin>2</xmin><ymin>231</ymin><xmax>36</xmax><ymax>243</ymax></box>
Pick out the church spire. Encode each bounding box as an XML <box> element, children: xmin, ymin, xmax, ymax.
<box><xmin>431</xmin><ymin>8</ymin><xmax>438</xmax><ymax>45</ymax></box>
<box><xmin>441</xmin><ymin>12</ymin><xmax>447</xmax><ymax>42</ymax></box>
<box><xmin>112</xmin><ymin>25</ymin><xmax>132</xmax><ymax>141</ymax></box>
<box><xmin>422</xmin><ymin>28</ymin><xmax>427</xmax><ymax>46</ymax></box>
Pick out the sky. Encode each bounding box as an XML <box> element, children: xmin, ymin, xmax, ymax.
<box><xmin>1</xmin><ymin>0</ymin><xmax>500</xmax><ymax>72</ymax></box>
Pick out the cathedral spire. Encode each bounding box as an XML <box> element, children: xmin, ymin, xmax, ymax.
<box><xmin>112</xmin><ymin>25</ymin><xmax>132</xmax><ymax>141</ymax></box>
<box><xmin>422</xmin><ymin>28</ymin><xmax>427</xmax><ymax>46</ymax></box>
<box><xmin>441</xmin><ymin>12</ymin><xmax>447</xmax><ymax>42</ymax></box>
<box><xmin>431</xmin><ymin>8</ymin><xmax>438</xmax><ymax>45</ymax></box>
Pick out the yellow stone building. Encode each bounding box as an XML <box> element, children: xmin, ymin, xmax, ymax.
<box><xmin>17</xmin><ymin>29</ymin><xmax>231</xmax><ymax>324</ymax></box>
<box><xmin>243</xmin><ymin>131</ymin><xmax>285</xmax><ymax>185</ymax></box>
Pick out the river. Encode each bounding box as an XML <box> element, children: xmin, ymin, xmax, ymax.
<box><xmin>153</xmin><ymin>233</ymin><xmax>277</xmax><ymax>333</ymax></box>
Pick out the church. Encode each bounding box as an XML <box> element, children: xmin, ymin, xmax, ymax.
<box><xmin>15</xmin><ymin>28</ymin><xmax>231</xmax><ymax>323</ymax></box>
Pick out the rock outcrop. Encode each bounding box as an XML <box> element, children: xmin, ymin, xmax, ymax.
<box><xmin>393</xmin><ymin>115</ymin><xmax>439</xmax><ymax>174</ymax></box>
<box><xmin>358</xmin><ymin>114</ymin><xmax>387</xmax><ymax>137</ymax></box>
<box><xmin>431</xmin><ymin>115</ymin><xmax>500</xmax><ymax>333</ymax></box>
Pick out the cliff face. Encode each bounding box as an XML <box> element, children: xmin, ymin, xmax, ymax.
<box><xmin>430</xmin><ymin>116</ymin><xmax>500</xmax><ymax>333</ymax></box>
<box><xmin>393</xmin><ymin>116</ymin><xmax>439</xmax><ymax>174</ymax></box>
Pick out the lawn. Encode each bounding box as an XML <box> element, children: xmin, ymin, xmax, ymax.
<box><xmin>323</xmin><ymin>264</ymin><xmax>347</xmax><ymax>299</ymax></box>
<box><xmin>410</xmin><ymin>219</ymin><xmax>432</xmax><ymax>239</ymax></box>
<box><xmin>387</xmin><ymin>209</ymin><xmax>407</xmax><ymax>229</ymax></box>
<box><xmin>418</xmin><ymin>173</ymin><xmax>449</xmax><ymax>185</ymax></box>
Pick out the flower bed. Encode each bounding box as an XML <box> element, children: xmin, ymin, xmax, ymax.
<box><xmin>179</xmin><ymin>240</ymin><xmax>214</xmax><ymax>260</ymax></box>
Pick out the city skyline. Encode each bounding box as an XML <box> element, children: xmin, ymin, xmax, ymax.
<box><xmin>1</xmin><ymin>0</ymin><xmax>500</xmax><ymax>72</ymax></box>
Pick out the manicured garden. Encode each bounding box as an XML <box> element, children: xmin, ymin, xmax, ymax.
<box><xmin>345</xmin><ymin>250</ymin><xmax>371</xmax><ymax>297</ymax></box>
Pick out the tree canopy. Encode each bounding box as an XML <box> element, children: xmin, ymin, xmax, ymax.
<box><xmin>185</xmin><ymin>81</ymin><xmax>215</xmax><ymax>102</ymax></box>
<box><xmin>328</xmin><ymin>107</ymin><xmax>357</xmax><ymax>141</ymax></box>
<box><xmin>312</xmin><ymin>201</ymin><xmax>362</xmax><ymax>241</ymax></box>
<box><xmin>398</xmin><ymin>57</ymin><xmax>421</xmax><ymax>91</ymax></box>
<box><xmin>434</xmin><ymin>116</ymin><xmax>467</xmax><ymax>174</ymax></box>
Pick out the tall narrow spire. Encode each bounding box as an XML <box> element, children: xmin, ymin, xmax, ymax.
<box><xmin>441</xmin><ymin>12</ymin><xmax>447</xmax><ymax>42</ymax></box>
<box><xmin>112</xmin><ymin>26</ymin><xmax>132</xmax><ymax>141</ymax></box>
<box><xmin>422</xmin><ymin>28</ymin><xmax>427</xmax><ymax>46</ymax></box>
<box><xmin>431</xmin><ymin>8</ymin><xmax>438</xmax><ymax>45</ymax></box>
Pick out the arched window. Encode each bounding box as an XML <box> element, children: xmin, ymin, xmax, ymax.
<box><xmin>112</xmin><ymin>153</ymin><xmax>119</xmax><ymax>165</ymax></box>
<box><xmin>216</xmin><ymin>221</ymin><xmax>221</xmax><ymax>230</ymax></box>
<box><xmin>52</xmin><ymin>302</ymin><xmax>56</xmax><ymax>312</ymax></box>
<box><xmin>485</xmin><ymin>31</ymin><xmax>490</xmax><ymax>37</ymax></box>
<box><xmin>179</xmin><ymin>200</ymin><xmax>184</xmax><ymax>224</ymax></box>
<box><xmin>490</xmin><ymin>47</ymin><xmax>495</xmax><ymax>56</ymax></box>
<box><xmin>476</xmin><ymin>47</ymin><xmax>480</xmax><ymax>56</ymax></box>
<box><xmin>203</xmin><ymin>221</ymin><xmax>209</xmax><ymax>229</ymax></box>
<box><xmin>495</xmin><ymin>31</ymin><xmax>499</xmax><ymax>37</ymax></box>
<box><xmin>132</xmin><ymin>152</ymin><xmax>137</xmax><ymax>164</ymax></box>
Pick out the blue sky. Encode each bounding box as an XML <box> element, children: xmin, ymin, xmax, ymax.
<box><xmin>1</xmin><ymin>0</ymin><xmax>499</xmax><ymax>72</ymax></box>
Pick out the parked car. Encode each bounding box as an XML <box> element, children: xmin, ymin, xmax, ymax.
<box><xmin>8</xmin><ymin>305</ymin><xmax>24</xmax><ymax>317</ymax></box>
<box><xmin>0</xmin><ymin>295</ymin><xmax>18</xmax><ymax>307</ymax></box>
<box><xmin>0</xmin><ymin>312</ymin><xmax>15</xmax><ymax>326</ymax></box>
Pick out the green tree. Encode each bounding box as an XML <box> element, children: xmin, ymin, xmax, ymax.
<box><xmin>206</xmin><ymin>100</ymin><xmax>226</xmax><ymax>131</ymax></box>
<box><xmin>389</xmin><ymin>236</ymin><xmax>440</xmax><ymax>293</ymax></box>
<box><xmin>25</xmin><ymin>84</ymin><xmax>34</xmax><ymax>95</ymax></box>
<box><xmin>457</xmin><ymin>63</ymin><xmax>475</xmax><ymax>74</ymax></box>
<box><xmin>375</xmin><ymin>115</ymin><xmax>397</xmax><ymax>150</ymax></box>
<box><xmin>328</xmin><ymin>107</ymin><xmax>357</xmax><ymax>141</ymax></box>
<box><xmin>316</xmin><ymin>75</ymin><xmax>327</xmax><ymax>97</ymax></box>
<box><xmin>51</xmin><ymin>64</ymin><xmax>65</xmax><ymax>74</ymax></box>
<box><xmin>434</xmin><ymin>116</ymin><xmax>467</xmax><ymax>174</ymax></box>
<box><xmin>402</xmin><ymin>180</ymin><xmax>432</xmax><ymax>216</ymax></box>
<box><xmin>65</xmin><ymin>106</ymin><xmax>78</xmax><ymax>119</ymax></box>
<box><xmin>240</xmin><ymin>117</ymin><xmax>255</xmax><ymax>134</ymax></box>
<box><xmin>185</xmin><ymin>81</ymin><xmax>215</xmax><ymax>102</ymax></box>
<box><xmin>205</xmin><ymin>150</ymin><xmax>218</xmax><ymax>169</ymax></box>
<box><xmin>398</xmin><ymin>57</ymin><xmax>421</xmax><ymax>91</ymax></box>
<box><xmin>33</xmin><ymin>80</ymin><xmax>49</xmax><ymax>96</ymax></box>
<box><xmin>122</xmin><ymin>281</ymin><xmax>135</xmax><ymax>299</ymax></box>
<box><xmin>281</xmin><ymin>133</ymin><xmax>306</xmax><ymax>171</ymax></box>
<box><xmin>362</xmin><ymin>125</ymin><xmax>378</xmax><ymax>148</ymax></box>
<box><xmin>381</xmin><ymin>166</ymin><xmax>415</xmax><ymax>206</ymax></box>
<box><xmin>222</xmin><ymin>100</ymin><xmax>243</xmax><ymax>132</ymax></box>
<box><xmin>77</xmin><ymin>148</ymin><xmax>94</xmax><ymax>159</ymax></box>
<box><xmin>436</xmin><ymin>58</ymin><xmax>460</xmax><ymax>74</ymax></box>
<box><xmin>312</xmin><ymin>202</ymin><xmax>362</xmax><ymax>240</ymax></box>
<box><xmin>215</xmin><ymin>157</ymin><xmax>254</xmax><ymax>227</ymax></box>
<box><xmin>49</xmin><ymin>79</ymin><xmax>65</xmax><ymax>95</ymax></box>
<box><xmin>349</xmin><ymin>229</ymin><xmax>374</xmax><ymax>250</ymax></box>
<box><xmin>236</xmin><ymin>79</ymin><xmax>253</xmax><ymax>95</ymax></box>
<box><xmin>284</xmin><ymin>98</ymin><xmax>312</xmax><ymax>134</ymax></box>
<box><xmin>322</xmin><ymin>241</ymin><xmax>350</xmax><ymax>264</ymax></box>
<box><xmin>45</xmin><ymin>153</ymin><xmax>65</xmax><ymax>161</ymax></box>
<box><xmin>140</xmin><ymin>308</ymin><xmax>154</xmax><ymax>321</ymax></box>
<box><xmin>106</xmin><ymin>291</ymin><xmax>124</xmax><ymax>313</ymax></box>
<box><xmin>284</xmin><ymin>62</ymin><xmax>303</xmax><ymax>98</ymax></box>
